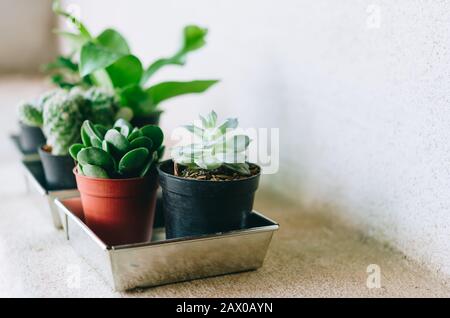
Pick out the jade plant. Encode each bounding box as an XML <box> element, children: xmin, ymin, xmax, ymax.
<box><xmin>171</xmin><ymin>111</ymin><xmax>255</xmax><ymax>180</ymax></box>
<box><xmin>69</xmin><ymin>119</ymin><xmax>164</xmax><ymax>179</ymax></box>
<box><xmin>52</xmin><ymin>0</ymin><xmax>218</xmax><ymax>119</ymax></box>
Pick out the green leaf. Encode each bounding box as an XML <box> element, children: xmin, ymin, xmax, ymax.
<box><xmin>89</xmin><ymin>69</ymin><xmax>113</xmax><ymax>89</ymax></box>
<box><xmin>127</xmin><ymin>127</ymin><xmax>143</xmax><ymax>141</ymax></box>
<box><xmin>77</xmin><ymin>147</ymin><xmax>115</xmax><ymax>171</ymax></box>
<box><xmin>80</xmin><ymin>164</ymin><xmax>109</xmax><ymax>178</ymax></box>
<box><xmin>113</xmin><ymin>118</ymin><xmax>133</xmax><ymax>138</ymax></box>
<box><xmin>130</xmin><ymin>136</ymin><xmax>153</xmax><ymax>152</ymax></box>
<box><xmin>69</xmin><ymin>143</ymin><xmax>84</xmax><ymax>161</ymax></box>
<box><xmin>139</xmin><ymin>158</ymin><xmax>153</xmax><ymax>177</ymax></box>
<box><xmin>157</xmin><ymin>145</ymin><xmax>165</xmax><ymax>160</ymax></box>
<box><xmin>146</xmin><ymin>80</ymin><xmax>218</xmax><ymax>106</ymax></box>
<box><xmin>43</xmin><ymin>55</ymin><xmax>78</xmax><ymax>72</ymax></box>
<box><xmin>80</xmin><ymin>41</ymin><xmax>125</xmax><ymax>77</ymax></box>
<box><xmin>81</xmin><ymin>126</ymin><xmax>91</xmax><ymax>147</ymax></box>
<box><xmin>94</xmin><ymin>124</ymin><xmax>108</xmax><ymax>138</ymax></box>
<box><xmin>52</xmin><ymin>0</ymin><xmax>92</xmax><ymax>39</ymax></box>
<box><xmin>140</xmin><ymin>125</ymin><xmax>164</xmax><ymax>151</ymax></box>
<box><xmin>106</xmin><ymin>55</ymin><xmax>143</xmax><ymax>88</ymax></box>
<box><xmin>183</xmin><ymin>25</ymin><xmax>208</xmax><ymax>52</ymax></box>
<box><xmin>141</xmin><ymin>25</ymin><xmax>208</xmax><ymax>84</ymax></box>
<box><xmin>118</xmin><ymin>147</ymin><xmax>149</xmax><ymax>176</ymax></box>
<box><xmin>96</xmin><ymin>29</ymin><xmax>130</xmax><ymax>55</ymax></box>
<box><xmin>118</xmin><ymin>84</ymin><xmax>154</xmax><ymax>117</ymax></box>
<box><xmin>104</xmin><ymin>128</ymin><xmax>130</xmax><ymax>155</ymax></box>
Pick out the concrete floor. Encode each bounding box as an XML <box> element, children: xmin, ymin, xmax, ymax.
<box><xmin>1</xmin><ymin>76</ymin><xmax>450</xmax><ymax>297</ymax></box>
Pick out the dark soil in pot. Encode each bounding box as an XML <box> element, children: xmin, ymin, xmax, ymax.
<box><xmin>75</xmin><ymin>169</ymin><xmax>159</xmax><ymax>246</ymax></box>
<box><xmin>157</xmin><ymin>160</ymin><xmax>261</xmax><ymax>239</ymax></box>
<box><xmin>38</xmin><ymin>146</ymin><xmax>76</xmax><ymax>190</ymax></box>
<box><xmin>130</xmin><ymin>111</ymin><xmax>162</xmax><ymax>127</ymax></box>
<box><xmin>19</xmin><ymin>122</ymin><xmax>46</xmax><ymax>154</ymax></box>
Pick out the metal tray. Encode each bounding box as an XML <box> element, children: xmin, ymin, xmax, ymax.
<box><xmin>55</xmin><ymin>197</ymin><xmax>279</xmax><ymax>291</ymax></box>
<box><xmin>22</xmin><ymin>160</ymin><xmax>78</xmax><ymax>229</ymax></box>
<box><xmin>9</xmin><ymin>134</ymin><xmax>40</xmax><ymax>162</ymax></box>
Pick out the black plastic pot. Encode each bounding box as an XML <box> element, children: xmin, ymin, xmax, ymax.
<box><xmin>38</xmin><ymin>147</ymin><xmax>76</xmax><ymax>190</ymax></box>
<box><xmin>131</xmin><ymin>111</ymin><xmax>163</xmax><ymax>127</ymax></box>
<box><xmin>19</xmin><ymin>122</ymin><xmax>46</xmax><ymax>154</ymax></box>
<box><xmin>157</xmin><ymin>160</ymin><xmax>261</xmax><ymax>239</ymax></box>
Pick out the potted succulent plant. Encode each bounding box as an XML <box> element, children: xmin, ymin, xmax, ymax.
<box><xmin>38</xmin><ymin>87</ymin><xmax>120</xmax><ymax>190</ymax></box>
<box><xmin>51</xmin><ymin>0</ymin><xmax>218</xmax><ymax>126</ymax></box>
<box><xmin>70</xmin><ymin>119</ymin><xmax>164</xmax><ymax>245</ymax></box>
<box><xmin>16</xmin><ymin>92</ymin><xmax>55</xmax><ymax>153</ymax></box>
<box><xmin>158</xmin><ymin>111</ymin><xmax>261</xmax><ymax>239</ymax></box>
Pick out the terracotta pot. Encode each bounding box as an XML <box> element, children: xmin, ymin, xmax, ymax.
<box><xmin>74</xmin><ymin>169</ymin><xmax>158</xmax><ymax>246</ymax></box>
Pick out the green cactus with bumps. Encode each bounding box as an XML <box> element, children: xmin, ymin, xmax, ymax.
<box><xmin>42</xmin><ymin>90</ymin><xmax>84</xmax><ymax>155</ymax></box>
<box><xmin>69</xmin><ymin>119</ymin><xmax>164</xmax><ymax>179</ymax></box>
<box><xmin>17</xmin><ymin>89</ymin><xmax>60</xmax><ymax>127</ymax></box>
<box><xmin>17</xmin><ymin>101</ymin><xmax>43</xmax><ymax>127</ymax></box>
<box><xmin>81</xmin><ymin>87</ymin><xmax>121</xmax><ymax>127</ymax></box>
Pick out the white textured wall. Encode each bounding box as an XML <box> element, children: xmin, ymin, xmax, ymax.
<box><xmin>62</xmin><ymin>0</ymin><xmax>450</xmax><ymax>277</ymax></box>
<box><xmin>0</xmin><ymin>0</ymin><xmax>56</xmax><ymax>73</ymax></box>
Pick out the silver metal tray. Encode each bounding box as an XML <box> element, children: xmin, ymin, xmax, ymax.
<box><xmin>55</xmin><ymin>197</ymin><xmax>279</xmax><ymax>291</ymax></box>
<box><xmin>22</xmin><ymin>160</ymin><xmax>78</xmax><ymax>229</ymax></box>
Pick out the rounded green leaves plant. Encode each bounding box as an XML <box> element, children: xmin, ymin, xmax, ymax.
<box><xmin>70</xmin><ymin>119</ymin><xmax>164</xmax><ymax>179</ymax></box>
<box><xmin>171</xmin><ymin>111</ymin><xmax>251</xmax><ymax>176</ymax></box>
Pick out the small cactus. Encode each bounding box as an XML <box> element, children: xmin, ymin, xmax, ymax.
<box><xmin>70</xmin><ymin>119</ymin><xmax>164</xmax><ymax>179</ymax></box>
<box><xmin>17</xmin><ymin>101</ymin><xmax>43</xmax><ymax>127</ymax></box>
<box><xmin>42</xmin><ymin>90</ymin><xmax>84</xmax><ymax>155</ymax></box>
<box><xmin>81</xmin><ymin>87</ymin><xmax>120</xmax><ymax>127</ymax></box>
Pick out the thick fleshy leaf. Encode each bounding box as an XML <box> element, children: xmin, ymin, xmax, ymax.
<box><xmin>139</xmin><ymin>158</ymin><xmax>153</xmax><ymax>177</ymax></box>
<box><xmin>140</xmin><ymin>125</ymin><xmax>164</xmax><ymax>151</ymax></box>
<box><xmin>213</xmin><ymin>135</ymin><xmax>250</xmax><ymax>153</ymax></box>
<box><xmin>105</xmin><ymin>128</ymin><xmax>130</xmax><ymax>155</ymax></box>
<box><xmin>183</xmin><ymin>125</ymin><xmax>204</xmax><ymax>138</ymax></box>
<box><xmin>146</xmin><ymin>80</ymin><xmax>218</xmax><ymax>106</ymax></box>
<box><xmin>114</xmin><ymin>118</ymin><xmax>133</xmax><ymax>138</ymax></box>
<box><xmin>127</xmin><ymin>127</ymin><xmax>143</xmax><ymax>141</ymax></box>
<box><xmin>81</xmin><ymin>164</ymin><xmax>109</xmax><ymax>178</ymax></box>
<box><xmin>130</xmin><ymin>136</ymin><xmax>153</xmax><ymax>152</ymax></box>
<box><xmin>106</xmin><ymin>55</ymin><xmax>143</xmax><ymax>88</ymax></box>
<box><xmin>94</xmin><ymin>124</ymin><xmax>108</xmax><ymax>138</ymax></box>
<box><xmin>194</xmin><ymin>155</ymin><xmax>221</xmax><ymax>170</ymax></box>
<box><xmin>217</xmin><ymin>118</ymin><xmax>238</xmax><ymax>134</ymax></box>
<box><xmin>200</xmin><ymin>111</ymin><xmax>217</xmax><ymax>128</ymax></box>
<box><xmin>77</xmin><ymin>147</ymin><xmax>115</xmax><ymax>171</ymax></box>
<box><xmin>118</xmin><ymin>147</ymin><xmax>149</xmax><ymax>175</ymax></box>
<box><xmin>69</xmin><ymin>143</ymin><xmax>84</xmax><ymax>161</ymax></box>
